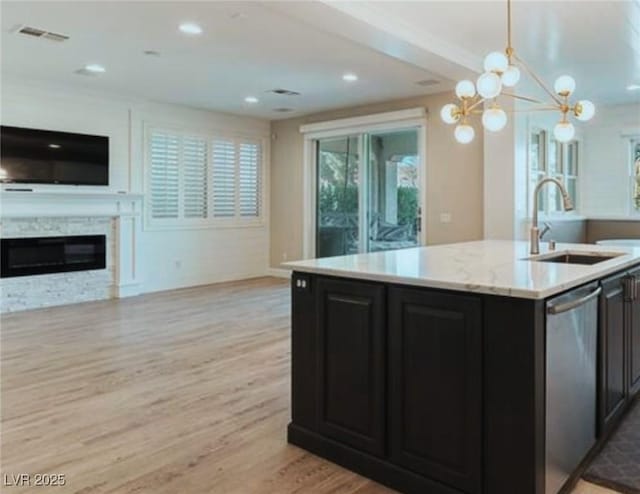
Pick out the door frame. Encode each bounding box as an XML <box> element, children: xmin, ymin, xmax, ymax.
<box><xmin>301</xmin><ymin>108</ymin><xmax>428</xmax><ymax>259</ymax></box>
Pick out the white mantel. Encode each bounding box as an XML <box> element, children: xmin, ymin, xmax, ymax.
<box><xmin>1</xmin><ymin>190</ymin><xmax>143</xmax><ymax>302</ymax></box>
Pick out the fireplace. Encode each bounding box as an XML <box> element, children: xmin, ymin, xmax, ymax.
<box><xmin>1</xmin><ymin>235</ymin><xmax>106</xmax><ymax>278</ymax></box>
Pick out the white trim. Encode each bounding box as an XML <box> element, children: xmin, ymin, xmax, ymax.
<box><xmin>301</xmin><ymin>109</ymin><xmax>428</xmax><ymax>259</ymax></box>
<box><xmin>300</xmin><ymin>108</ymin><xmax>426</xmax><ymax>135</ymax></box>
<box><xmin>266</xmin><ymin>268</ymin><xmax>291</xmax><ymax>279</ymax></box>
<box><xmin>621</xmin><ymin>127</ymin><xmax>640</xmax><ymax>138</ymax></box>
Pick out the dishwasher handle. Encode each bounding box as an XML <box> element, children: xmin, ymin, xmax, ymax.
<box><xmin>547</xmin><ymin>286</ymin><xmax>602</xmax><ymax>315</ymax></box>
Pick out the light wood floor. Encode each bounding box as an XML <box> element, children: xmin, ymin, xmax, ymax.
<box><xmin>0</xmin><ymin>277</ymin><xmax>619</xmax><ymax>494</ymax></box>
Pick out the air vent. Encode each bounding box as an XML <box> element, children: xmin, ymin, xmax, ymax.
<box><xmin>14</xmin><ymin>25</ymin><xmax>69</xmax><ymax>42</ymax></box>
<box><xmin>273</xmin><ymin>108</ymin><xmax>295</xmax><ymax>113</ymax></box>
<box><xmin>269</xmin><ymin>89</ymin><xmax>301</xmax><ymax>96</ymax></box>
<box><xmin>415</xmin><ymin>79</ymin><xmax>440</xmax><ymax>87</ymax></box>
<box><xmin>74</xmin><ymin>69</ymin><xmax>98</xmax><ymax>77</ymax></box>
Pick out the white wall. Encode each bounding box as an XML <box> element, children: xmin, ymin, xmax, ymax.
<box><xmin>1</xmin><ymin>80</ymin><xmax>271</xmax><ymax>293</ymax></box>
<box><xmin>580</xmin><ymin>104</ymin><xmax>640</xmax><ymax>218</ymax></box>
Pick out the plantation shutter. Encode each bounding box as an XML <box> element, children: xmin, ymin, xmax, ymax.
<box><xmin>212</xmin><ymin>138</ymin><xmax>237</xmax><ymax>218</ymax></box>
<box><xmin>238</xmin><ymin>142</ymin><xmax>261</xmax><ymax>217</ymax></box>
<box><xmin>182</xmin><ymin>136</ymin><xmax>208</xmax><ymax>218</ymax></box>
<box><xmin>149</xmin><ymin>131</ymin><xmax>180</xmax><ymax>219</ymax></box>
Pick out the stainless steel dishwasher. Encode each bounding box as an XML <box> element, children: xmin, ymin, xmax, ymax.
<box><xmin>545</xmin><ymin>282</ymin><xmax>601</xmax><ymax>494</ymax></box>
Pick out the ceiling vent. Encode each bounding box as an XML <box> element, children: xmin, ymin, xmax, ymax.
<box><xmin>273</xmin><ymin>108</ymin><xmax>295</xmax><ymax>113</ymax></box>
<box><xmin>269</xmin><ymin>89</ymin><xmax>301</xmax><ymax>96</ymax></box>
<box><xmin>415</xmin><ymin>79</ymin><xmax>440</xmax><ymax>87</ymax></box>
<box><xmin>74</xmin><ymin>68</ymin><xmax>98</xmax><ymax>77</ymax></box>
<box><xmin>13</xmin><ymin>25</ymin><xmax>69</xmax><ymax>42</ymax></box>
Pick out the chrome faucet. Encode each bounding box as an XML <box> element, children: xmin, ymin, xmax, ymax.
<box><xmin>530</xmin><ymin>177</ymin><xmax>574</xmax><ymax>255</ymax></box>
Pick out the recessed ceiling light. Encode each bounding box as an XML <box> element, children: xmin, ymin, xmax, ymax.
<box><xmin>48</xmin><ymin>143</ymin><xmax>61</xmax><ymax>149</ymax></box>
<box><xmin>244</xmin><ymin>96</ymin><xmax>259</xmax><ymax>104</ymax></box>
<box><xmin>627</xmin><ymin>84</ymin><xmax>640</xmax><ymax>91</ymax></box>
<box><xmin>179</xmin><ymin>22</ymin><xmax>203</xmax><ymax>35</ymax></box>
<box><xmin>84</xmin><ymin>64</ymin><xmax>105</xmax><ymax>73</ymax></box>
<box><xmin>343</xmin><ymin>73</ymin><xmax>358</xmax><ymax>82</ymax></box>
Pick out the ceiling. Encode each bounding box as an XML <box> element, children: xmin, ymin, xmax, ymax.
<box><xmin>2</xmin><ymin>1</ymin><xmax>638</xmax><ymax>121</ymax></box>
<box><xmin>0</xmin><ymin>1</ymin><xmax>447</xmax><ymax>119</ymax></box>
<box><xmin>319</xmin><ymin>0</ymin><xmax>640</xmax><ymax>105</ymax></box>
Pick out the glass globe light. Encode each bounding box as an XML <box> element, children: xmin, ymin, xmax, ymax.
<box><xmin>554</xmin><ymin>75</ymin><xmax>576</xmax><ymax>96</ymax></box>
<box><xmin>553</xmin><ymin>121</ymin><xmax>575</xmax><ymax>142</ymax></box>
<box><xmin>501</xmin><ymin>65</ymin><xmax>521</xmax><ymax>87</ymax></box>
<box><xmin>440</xmin><ymin>104</ymin><xmax>460</xmax><ymax>124</ymax></box>
<box><xmin>476</xmin><ymin>72</ymin><xmax>502</xmax><ymax>99</ymax></box>
<box><xmin>454</xmin><ymin>124</ymin><xmax>475</xmax><ymax>144</ymax></box>
<box><xmin>455</xmin><ymin>80</ymin><xmax>476</xmax><ymax>99</ymax></box>
<box><xmin>482</xmin><ymin>107</ymin><xmax>508</xmax><ymax>132</ymax></box>
<box><xmin>575</xmin><ymin>100</ymin><xmax>595</xmax><ymax>121</ymax></box>
<box><xmin>484</xmin><ymin>51</ymin><xmax>509</xmax><ymax>73</ymax></box>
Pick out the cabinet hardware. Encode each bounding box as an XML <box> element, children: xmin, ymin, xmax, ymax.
<box><xmin>624</xmin><ymin>276</ymin><xmax>637</xmax><ymax>301</ymax></box>
<box><xmin>547</xmin><ymin>286</ymin><xmax>602</xmax><ymax>315</ymax></box>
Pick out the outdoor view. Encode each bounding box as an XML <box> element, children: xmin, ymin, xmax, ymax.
<box><xmin>316</xmin><ymin>130</ymin><xmax>419</xmax><ymax>258</ymax></box>
<box><xmin>634</xmin><ymin>140</ymin><xmax>640</xmax><ymax>211</ymax></box>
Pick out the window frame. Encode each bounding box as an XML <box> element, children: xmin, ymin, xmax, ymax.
<box><xmin>143</xmin><ymin>124</ymin><xmax>266</xmax><ymax>231</ymax></box>
<box><xmin>528</xmin><ymin>126</ymin><xmax>580</xmax><ymax>217</ymax></box>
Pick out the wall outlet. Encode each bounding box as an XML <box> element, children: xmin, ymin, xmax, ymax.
<box><xmin>175</xmin><ymin>260</ymin><xmax>182</xmax><ymax>269</ymax></box>
<box><xmin>440</xmin><ymin>213</ymin><xmax>452</xmax><ymax>224</ymax></box>
<box><xmin>282</xmin><ymin>252</ymin><xmax>288</xmax><ymax>261</ymax></box>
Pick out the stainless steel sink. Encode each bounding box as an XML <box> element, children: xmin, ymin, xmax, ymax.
<box><xmin>529</xmin><ymin>252</ymin><xmax>624</xmax><ymax>265</ymax></box>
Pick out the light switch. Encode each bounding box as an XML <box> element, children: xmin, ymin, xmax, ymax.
<box><xmin>440</xmin><ymin>213</ymin><xmax>452</xmax><ymax>224</ymax></box>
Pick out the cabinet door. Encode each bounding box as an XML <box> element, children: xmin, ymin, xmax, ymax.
<box><xmin>388</xmin><ymin>287</ymin><xmax>482</xmax><ymax>494</ymax></box>
<box><xmin>628</xmin><ymin>268</ymin><xmax>640</xmax><ymax>396</ymax></box>
<box><xmin>599</xmin><ymin>274</ymin><xmax>627</xmax><ymax>431</ymax></box>
<box><xmin>316</xmin><ymin>278</ymin><xmax>385</xmax><ymax>456</ymax></box>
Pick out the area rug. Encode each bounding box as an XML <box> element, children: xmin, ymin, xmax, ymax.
<box><xmin>583</xmin><ymin>398</ymin><xmax>640</xmax><ymax>494</ymax></box>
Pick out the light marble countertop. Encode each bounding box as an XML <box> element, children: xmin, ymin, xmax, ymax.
<box><xmin>284</xmin><ymin>240</ymin><xmax>640</xmax><ymax>300</ymax></box>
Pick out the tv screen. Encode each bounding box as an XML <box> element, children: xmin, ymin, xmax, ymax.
<box><xmin>0</xmin><ymin>126</ymin><xmax>109</xmax><ymax>185</ymax></box>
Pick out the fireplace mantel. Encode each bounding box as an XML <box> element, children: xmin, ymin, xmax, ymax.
<box><xmin>0</xmin><ymin>190</ymin><xmax>143</xmax><ymax>218</ymax></box>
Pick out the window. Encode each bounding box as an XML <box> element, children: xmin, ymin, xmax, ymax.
<box><xmin>529</xmin><ymin>128</ymin><xmax>579</xmax><ymax>215</ymax></box>
<box><xmin>632</xmin><ymin>139</ymin><xmax>640</xmax><ymax>212</ymax></box>
<box><xmin>147</xmin><ymin>128</ymin><xmax>263</xmax><ymax>227</ymax></box>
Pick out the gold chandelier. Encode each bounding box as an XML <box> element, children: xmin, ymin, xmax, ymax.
<box><xmin>441</xmin><ymin>0</ymin><xmax>595</xmax><ymax>144</ymax></box>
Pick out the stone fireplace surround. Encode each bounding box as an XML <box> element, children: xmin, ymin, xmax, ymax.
<box><xmin>0</xmin><ymin>191</ymin><xmax>142</xmax><ymax>312</ymax></box>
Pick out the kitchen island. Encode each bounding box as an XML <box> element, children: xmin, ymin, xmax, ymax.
<box><xmin>285</xmin><ymin>240</ymin><xmax>640</xmax><ymax>494</ymax></box>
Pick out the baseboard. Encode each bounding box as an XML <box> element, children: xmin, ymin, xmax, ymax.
<box><xmin>115</xmin><ymin>282</ymin><xmax>142</xmax><ymax>298</ymax></box>
<box><xmin>287</xmin><ymin>423</ymin><xmax>460</xmax><ymax>494</ymax></box>
<box><xmin>266</xmin><ymin>267</ymin><xmax>291</xmax><ymax>279</ymax></box>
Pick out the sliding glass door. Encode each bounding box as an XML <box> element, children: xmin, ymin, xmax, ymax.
<box><xmin>316</xmin><ymin>135</ymin><xmax>361</xmax><ymax>258</ymax></box>
<box><xmin>315</xmin><ymin>128</ymin><xmax>421</xmax><ymax>258</ymax></box>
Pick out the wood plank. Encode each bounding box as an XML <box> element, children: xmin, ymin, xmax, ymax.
<box><xmin>0</xmin><ymin>277</ymin><xmax>618</xmax><ymax>494</ymax></box>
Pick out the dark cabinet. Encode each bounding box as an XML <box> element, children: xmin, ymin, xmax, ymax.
<box><xmin>388</xmin><ymin>287</ymin><xmax>482</xmax><ymax>494</ymax></box>
<box><xmin>599</xmin><ymin>267</ymin><xmax>640</xmax><ymax>432</ymax></box>
<box><xmin>316</xmin><ymin>277</ymin><xmax>386</xmax><ymax>456</ymax></box>
<box><xmin>599</xmin><ymin>273</ymin><xmax>627</xmax><ymax>431</ymax></box>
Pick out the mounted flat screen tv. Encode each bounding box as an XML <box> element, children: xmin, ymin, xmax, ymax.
<box><xmin>0</xmin><ymin>126</ymin><xmax>109</xmax><ymax>185</ymax></box>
